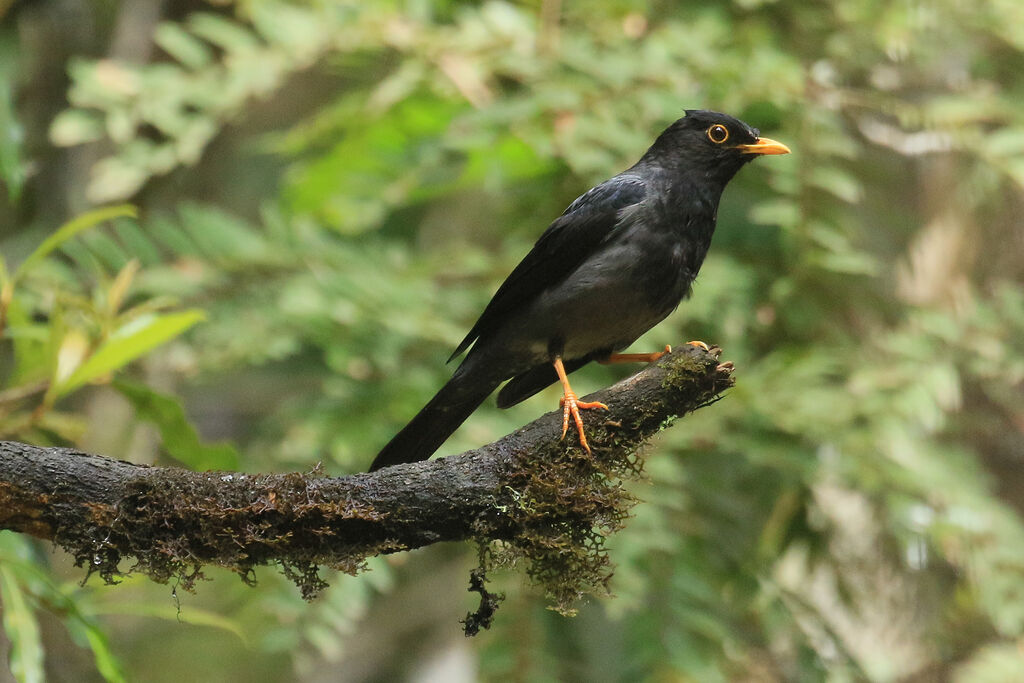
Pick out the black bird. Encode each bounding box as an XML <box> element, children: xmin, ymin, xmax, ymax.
<box><xmin>370</xmin><ymin>110</ymin><xmax>789</xmax><ymax>471</ymax></box>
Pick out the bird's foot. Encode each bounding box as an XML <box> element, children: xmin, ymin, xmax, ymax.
<box><xmin>600</xmin><ymin>344</ymin><xmax>673</xmax><ymax>364</ymax></box>
<box><xmin>687</xmin><ymin>340</ymin><xmax>710</xmax><ymax>352</ymax></box>
<box><xmin>559</xmin><ymin>391</ymin><xmax>609</xmax><ymax>453</ymax></box>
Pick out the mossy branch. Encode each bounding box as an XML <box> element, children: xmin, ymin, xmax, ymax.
<box><xmin>0</xmin><ymin>344</ymin><xmax>733</xmax><ymax>612</ymax></box>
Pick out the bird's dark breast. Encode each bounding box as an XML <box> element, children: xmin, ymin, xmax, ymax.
<box><xmin>639</xmin><ymin>212</ymin><xmax>715</xmax><ymax>309</ymax></box>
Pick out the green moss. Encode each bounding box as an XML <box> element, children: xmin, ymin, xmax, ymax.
<box><xmin>477</xmin><ymin>438</ymin><xmax>645</xmax><ymax>615</ymax></box>
<box><xmin>57</xmin><ymin>470</ymin><xmax>397</xmax><ymax>601</ymax></box>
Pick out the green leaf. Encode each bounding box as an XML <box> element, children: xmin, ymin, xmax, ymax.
<box><xmin>954</xmin><ymin>642</ymin><xmax>1024</xmax><ymax>683</ymax></box>
<box><xmin>153</xmin><ymin>22</ymin><xmax>213</xmax><ymax>70</ymax></box>
<box><xmin>78</xmin><ymin>625</ymin><xmax>127</xmax><ymax>683</ymax></box>
<box><xmin>0</xmin><ymin>33</ymin><xmax>25</xmax><ymax>203</ymax></box>
<box><xmin>55</xmin><ymin>309</ymin><xmax>205</xmax><ymax>396</ymax></box>
<box><xmin>749</xmin><ymin>198</ymin><xmax>800</xmax><ymax>226</ymax></box>
<box><xmin>1004</xmin><ymin>157</ymin><xmax>1024</xmax><ymax>188</ymax></box>
<box><xmin>0</xmin><ymin>535</ymin><xmax>126</xmax><ymax>683</ymax></box>
<box><xmin>83</xmin><ymin>601</ymin><xmax>248</xmax><ymax>647</ymax></box>
<box><xmin>86</xmin><ymin>158</ymin><xmax>150</xmax><ymax>203</ymax></box>
<box><xmin>12</xmin><ymin>205</ymin><xmax>137</xmax><ymax>282</ymax></box>
<box><xmin>49</xmin><ymin>109</ymin><xmax>106</xmax><ymax>146</ymax></box>
<box><xmin>0</xmin><ymin>77</ymin><xmax>25</xmax><ymax>203</ymax></box>
<box><xmin>114</xmin><ymin>378</ymin><xmax>240</xmax><ymax>471</ymax></box>
<box><xmin>807</xmin><ymin>165</ymin><xmax>862</xmax><ymax>203</ymax></box>
<box><xmin>187</xmin><ymin>13</ymin><xmax>261</xmax><ymax>54</ymax></box>
<box><xmin>0</xmin><ymin>565</ymin><xmax>45</xmax><ymax>683</ymax></box>
<box><xmin>59</xmin><ymin>610</ymin><xmax>127</xmax><ymax>683</ymax></box>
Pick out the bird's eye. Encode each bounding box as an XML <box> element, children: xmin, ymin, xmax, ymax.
<box><xmin>707</xmin><ymin>124</ymin><xmax>729</xmax><ymax>143</ymax></box>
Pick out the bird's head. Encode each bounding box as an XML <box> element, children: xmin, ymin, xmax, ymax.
<box><xmin>645</xmin><ymin>110</ymin><xmax>790</xmax><ymax>184</ymax></box>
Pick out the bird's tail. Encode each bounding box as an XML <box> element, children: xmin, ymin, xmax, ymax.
<box><xmin>369</xmin><ymin>364</ymin><xmax>501</xmax><ymax>471</ymax></box>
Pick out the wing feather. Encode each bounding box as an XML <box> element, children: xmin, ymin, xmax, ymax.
<box><xmin>449</xmin><ymin>175</ymin><xmax>648</xmax><ymax>361</ymax></box>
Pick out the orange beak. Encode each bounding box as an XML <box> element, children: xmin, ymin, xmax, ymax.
<box><xmin>736</xmin><ymin>137</ymin><xmax>791</xmax><ymax>155</ymax></box>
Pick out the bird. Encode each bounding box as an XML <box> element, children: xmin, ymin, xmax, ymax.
<box><xmin>369</xmin><ymin>110</ymin><xmax>789</xmax><ymax>471</ymax></box>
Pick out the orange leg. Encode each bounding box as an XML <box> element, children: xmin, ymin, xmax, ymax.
<box><xmin>599</xmin><ymin>341</ymin><xmax>708</xmax><ymax>365</ymax></box>
<box><xmin>553</xmin><ymin>356</ymin><xmax>608</xmax><ymax>453</ymax></box>
<box><xmin>601</xmin><ymin>344</ymin><xmax>673</xmax><ymax>364</ymax></box>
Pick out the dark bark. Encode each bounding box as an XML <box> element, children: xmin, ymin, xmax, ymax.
<box><xmin>0</xmin><ymin>344</ymin><xmax>733</xmax><ymax>601</ymax></box>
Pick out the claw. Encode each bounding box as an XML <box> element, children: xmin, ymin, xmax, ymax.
<box><xmin>687</xmin><ymin>340</ymin><xmax>710</xmax><ymax>352</ymax></box>
<box><xmin>559</xmin><ymin>392</ymin><xmax>609</xmax><ymax>452</ymax></box>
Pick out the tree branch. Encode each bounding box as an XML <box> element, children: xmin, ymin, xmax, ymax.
<box><xmin>0</xmin><ymin>344</ymin><xmax>733</xmax><ymax>606</ymax></box>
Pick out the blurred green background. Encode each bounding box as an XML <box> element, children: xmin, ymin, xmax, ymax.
<box><xmin>1</xmin><ymin>1</ymin><xmax>1023</xmax><ymax>681</ymax></box>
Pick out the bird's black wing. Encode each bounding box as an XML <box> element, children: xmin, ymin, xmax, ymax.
<box><xmin>449</xmin><ymin>174</ymin><xmax>648</xmax><ymax>361</ymax></box>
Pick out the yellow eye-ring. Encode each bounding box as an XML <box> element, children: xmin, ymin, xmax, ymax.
<box><xmin>707</xmin><ymin>124</ymin><xmax>729</xmax><ymax>143</ymax></box>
